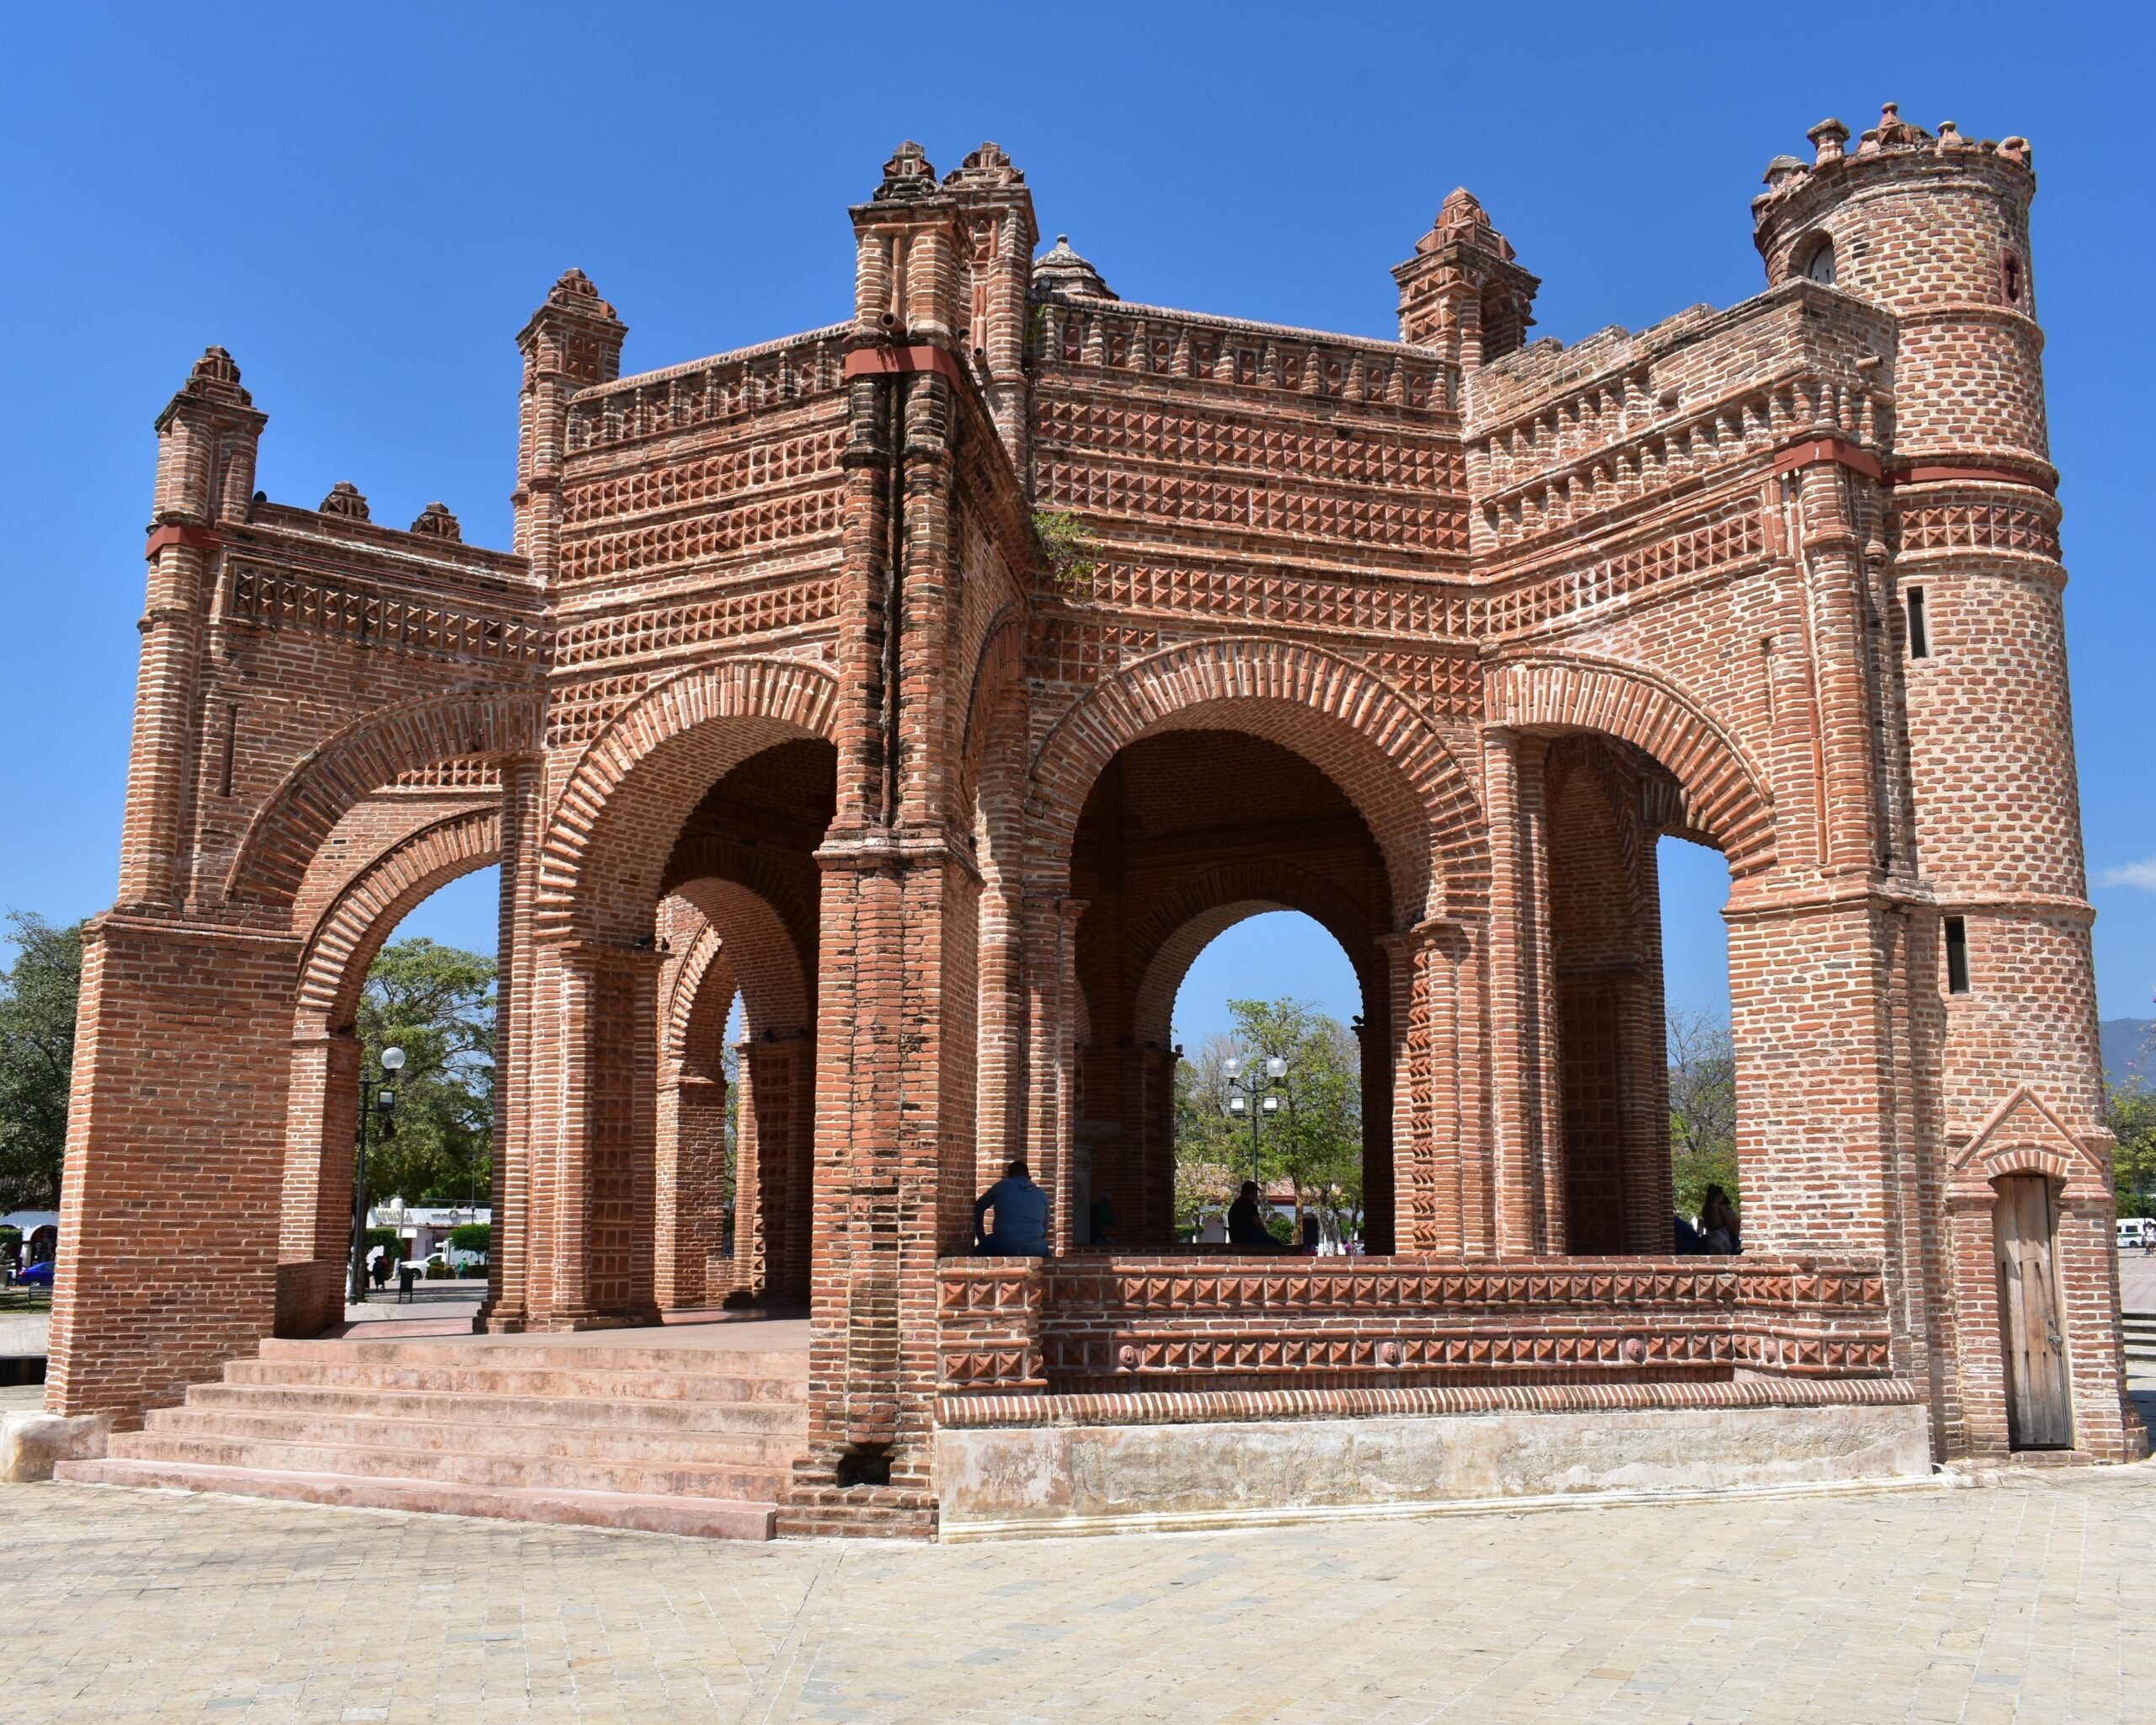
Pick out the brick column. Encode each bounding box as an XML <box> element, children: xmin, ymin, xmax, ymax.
<box><xmin>654</xmin><ymin>1070</ymin><xmax>727</xmax><ymax>1310</ymax></box>
<box><xmin>480</xmin><ymin>754</ymin><xmax>542</xmax><ymax>1332</ymax></box>
<box><xmin>47</xmin><ymin>916</ymin><xmax>302</xmax><ymax>1424</ymax></box>
<box><xmin>274</xmin><ymin>1023</ymin><xmax>361</xmax><ymax>1338</ymax></box>
<box><xmin>526</xmin><ymin>940</ymin><xmax>661</xmax><ymax>1330</ymax></box>
<box><xmin>1483</xmin><ymin>727</ymin><xmax>1562</xmax><ymax>1255</ymax></box>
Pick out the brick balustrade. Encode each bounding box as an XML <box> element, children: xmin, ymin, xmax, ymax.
<box><xmin>937</xmin><ymin>1255</ymin><xmax>1896</xmax><ymax>1402</ymax></box>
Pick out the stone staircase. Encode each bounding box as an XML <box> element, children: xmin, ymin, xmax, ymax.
<box><xmin>57</xmin><ymin>1328</ymin><xmax>809</xmax><ymax>1540</ymax></box>
<box><xmin>2125</xmin><ymin>1311</ymin><xmax>2156</xmax><ymax>1370</ymax></box>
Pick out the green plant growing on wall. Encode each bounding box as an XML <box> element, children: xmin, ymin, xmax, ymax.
<box><xmin>1032</xmin><ymin>509</ymin><xmax>1100</xmax><ymax>589</ymax></box>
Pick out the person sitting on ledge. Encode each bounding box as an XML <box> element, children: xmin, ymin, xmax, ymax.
<box><xmin>973</xmin><ymin>1159</ymin><xmax>1052</xmax><ymax>1257</ymax></box>
<box><xmin>1227</xmin><ymin>1180</ymin><xmax>1286</xmax><ymax>1252</ymax></box>
<box><xmin>1701</xmin><ymin>1184</ymin><xmax>1742</xmax><ymax>1255</ymax></box>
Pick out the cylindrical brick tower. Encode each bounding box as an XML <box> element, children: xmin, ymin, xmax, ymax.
<box><xmin>1756</xmin><ymin>109</ymin><xmax>2136</xmax><ymax>1459</ymax></box>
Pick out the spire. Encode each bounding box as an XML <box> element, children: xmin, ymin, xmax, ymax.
<box><xmin>873</xmin><ymin>140</ymin><xmax>938</xmax><ymax>201</ymax></box>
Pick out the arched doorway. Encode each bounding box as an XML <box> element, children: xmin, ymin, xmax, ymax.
<box><xmin>1066</xmin><ymin>730</ymin><xmax>1396</xmax><ymax>1251</ymax></box>
<box><xmin>652</xmin><ymin>735</ymin><xmax>832</xmax><ymax>1308</ymax></box>
<box><xmin>1166</xmin><ymin>909</ymin><xmax>1371</xmax><ymax>1252</ymax></box>
<box><xmin>275</xmin><ymin>791</ymin><xmax>503</xmax><ymax>1337</ymax></box>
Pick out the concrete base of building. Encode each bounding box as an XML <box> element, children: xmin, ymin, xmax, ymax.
<box><xmin>934</xmin><ymin>1399</ymin><xmax>1935</xmax><ymax>1541</ymax></box>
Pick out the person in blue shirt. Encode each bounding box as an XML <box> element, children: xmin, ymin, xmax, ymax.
<box><xmin>974</xmin><ymin>1160</ymin><xmax>1052</xmax><ymax>1257</ymax></box>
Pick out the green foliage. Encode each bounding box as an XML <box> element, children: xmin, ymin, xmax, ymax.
<box><xmin>448</xmin><ymin>1222</ymin><xmax>491</xmax><ymax>1254</ymax></box>
<box><xmin>2109</xmin><ymin>1081</ymin><xmax>2156</xmax><ymax>1218</ymax></box>
<box><xmin>358</xmin><ymin>938</ymin><xmax>495</xmax><ymax>1210</ymax></box>
<box><xmin>1668</xmin><ymin>1007</ymin><xmax>1740</xmax><ymax>1219</ymax></box>
<box><xmin>1174</xmin><ymin>997</ymin><xmax>1363</xmax><ymax>1242</ymax></box>
<box><xmin>0</xmin><ymin>912</ymin><xmax>83</xmax><ymax>1211</ymax></box>
<box><xmin>1031</xmin><ymin>508</ymin><xmax>1100</xmax><ymax>588</ymax></box>
<box><xmin>363</xmin><ymin>1227</ymin><xmax>400</xmax><ymax>1258</ymax></box>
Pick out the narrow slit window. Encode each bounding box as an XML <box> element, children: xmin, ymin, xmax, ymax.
<box><xmin>1945</xmin><ymin>916</ymin><xmax>1971</xmax><ymax>995</ymax></box>
<box><xmin>1906</xmin><ymin>587</ymin><xmax>1930</xmax><ymax>659</ymax></box>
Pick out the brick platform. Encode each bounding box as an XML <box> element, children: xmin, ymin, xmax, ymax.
<box><xmin>45</xmin><ymin>106</ymin><xmax>2144</xmax><ymax>1536</ymax></box>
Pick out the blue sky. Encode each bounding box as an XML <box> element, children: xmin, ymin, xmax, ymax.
<box><xmin>2</xmin><ymin>4</ymin><xmax>2148</xmax><ymax>1047</ymax></box>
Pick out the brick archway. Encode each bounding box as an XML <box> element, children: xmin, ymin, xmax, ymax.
<box><xmin>228</xmin><ymin>687</ymin><xmax>540</xmax><ymax>911</ymax></box>
<box><xmin>662</xmin><ymin>879</ymin><xmax>816</xmax><ymax>1307</ymax></box>
<box><xmin>276</xmin><ymin>803</ymin><xmax>504</xmax><ymax>1337</ymax></box>
<box><xmin>536</xmin><ymin>656</ymin><xmax>840</xmax><ymax>943</ymax></box>
<box><xmin>662</xmin><ymin>918</ymin><xmax>734</xmax><ymax>1073</ymax></box>
<box><xmin>1125</xmin><ymin>861</ymin><xmax>1383</xmax><ymax>1049</ymax></box>
<box><xmin>1486</xmin><ymin>655</ymin><xmax>1776</xmax><ymax>876</ymax></box>
<box><xmin>1027</xmin><ymin>638</ymin><xmax>1480</xmax><ymax>926</ymax></box>
<box><xmin>294</xmin><ymin>806</ymin><xmax>504</xmax><ymax>1027</ymax></box>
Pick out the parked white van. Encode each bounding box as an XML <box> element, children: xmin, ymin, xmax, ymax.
<box><xmin>2117</xmin><ymin>1217</ymin><xmax>2154</xmax><ymax>1250</ymax></box>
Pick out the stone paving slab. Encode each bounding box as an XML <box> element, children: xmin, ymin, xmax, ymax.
<box><xmin>3</xmin><ymin>1462</ymin><xmax>2153</xmax><ymax>1723</ymax></box>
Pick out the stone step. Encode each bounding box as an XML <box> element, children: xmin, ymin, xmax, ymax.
<box><xmin>55</xmin><ymin>1457</ymin><xmax>776</xmax><ymax>1541</ymax></box>
<box><xmin>143</xmin><ymin>1404</ymin><xmax>807</xmax><ymax>1467</ymax></box>
<box><xmin>259</xmin><ymin>1337</ymin><xmax>811</xmax><ymax>1377</ymax></box>
<box><xmin>183</xmin><ymin>1381</ymin><xmax>808</xmax><ymax>1436</ymax></box>
<box><xmin>105</xmin><ymin>1429</ymin><xmax>791</xmax><ymax>1501</ymax></box>
<box><xmin>224</xmin><ymin>1357</ymin><xmax>808</xmax><ymax>1405</ymax></box>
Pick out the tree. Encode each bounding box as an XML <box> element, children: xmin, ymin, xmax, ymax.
<box><xmin>356</xmin><ymin>937</ymin><xmax>495</xmax><ymax>1210</ymax></box>
<box><xmin>0</xmin><ymin>912</ymin><xmax>83</xmax><ymax>1211</ymax></box>
<box><xmin>1174</xmin><ymin>997</ymin><xmax>1363</xmax><ymax>1242</ymax></box>
<box><xmin>1668</xmin><ymin>1006</ymin><xmax>1740</xmax><ymax>1220</ymax></box>
<box><xmin>2109</xmin><ymin>1082</ymin><xmax>2156</xmax><ymax>1220</ymax></box>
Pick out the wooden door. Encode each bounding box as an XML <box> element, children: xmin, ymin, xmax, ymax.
<box><xmin>1994</xmin><ymin>1174</ymin><xmax>2073</xmax><ymax>1449</ymax></box>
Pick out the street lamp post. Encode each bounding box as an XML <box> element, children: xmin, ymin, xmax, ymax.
<box><xmin>1223</xmin><ymin>1051</ymin><xmax>1290</xmax><ymax>1193</ymax></box>
<box><xmin>349</xmin><ymin>1044</ymin><xmax>406</xmax><ymax>1305</ymax></box>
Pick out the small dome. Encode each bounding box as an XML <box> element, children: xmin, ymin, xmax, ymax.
<box><xmin>1033</xmin><ymin>234</ymin><xmax>1115</xmax><ymax>301</ymax></box>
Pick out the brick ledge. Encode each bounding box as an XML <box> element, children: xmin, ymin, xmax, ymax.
<box><xmin>939</xmin><ymin>1375</ymin><xmax>1922</xmax><ymax>1429</ymax></box>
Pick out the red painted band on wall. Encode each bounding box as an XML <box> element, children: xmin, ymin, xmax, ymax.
<box><xmin>1769</xmin><ymin>436</ymin><xmax>1884</xmax><ymax>482</ymax></box>
<box><xmin>145</xmin><ymin>524</ymin><xmax>221</xmax><ymax>558</ymax></box>
<box><xmin>842</xmin><ymin>344</ymin><xmax>971</xmax><ymax>387</ymax></box>
<box><xmin>1884</xmin><ymin>463</ymin><xmax>2057</xmax><ymax>494</ymax></box>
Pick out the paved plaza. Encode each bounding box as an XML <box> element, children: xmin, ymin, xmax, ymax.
<box><xmin>1</xmin><ymin>1461</ymin><xmax>2151</xmax><ymax>1724</ymax></box>
<box><xmin>3</xmin><ymin>1258</ymin><xmax>2151</xmax><ymax>1721</ymax></box>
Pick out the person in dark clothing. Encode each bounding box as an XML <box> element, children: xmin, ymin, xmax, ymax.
<box><xmin>1673</xmin><ymin>1212</ymin><xmax>1704</xmax><ymax>1254</ymax></box>
<box><xmin>974</xmin><ymin>1160</ymin><xmax>1052</xmax><ymax>1257</ymax></box>
<box><xmin>1701</xmin><ymin>1185</ymin><xmax>1742</xmax><ymax>1254</ymax></box>
<box><xmin>1227</xmin><ymin>1180</ymin><xmax>1285</xmax><ymax>1252</ymax></box>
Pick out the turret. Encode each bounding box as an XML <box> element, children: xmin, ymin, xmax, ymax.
<box><xmin>513</xmin><ymin>269</ymin><xmax>626</xmax><ymax>580</ymax></box>
<box><xmin>1391</xmin><ymin>189</ymin><xmax>1540</xmax><ymax>370</ymax></box>
<box><xmin>1761</xmin><ymin>110</ymin><xmax>2100</xmax><ymax>1204</ymax></box>
<box><xmin>1753</xmin><ymin>104</ymin><xmax>2043</xmax><ymax>479</ymax></box>
<box><xmin>119</xmin><ymin>350</ymin><xmax>266</xmax><ymax>910</ymax></box>
<box><xmin>940</xmin><ymin>142</ymin><xmax>1038</xmax><ymax>459</ymax></box>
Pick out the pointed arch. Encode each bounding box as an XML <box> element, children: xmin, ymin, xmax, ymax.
<box><xmin>227</xmin><ymin>686</ymin><xmax>541</xmax><ymax>910</ymax></box>
<box><xmin>536</xmin><ymin>656</ymin><xmax>841</xmax><ymax>942</ymax></box>
<box><xmin>1027</xmin><ymin>638</ymin><xmax>1481</xmax><ymax>925</ymax></box>
<box><xmin>1486</xmin><ymin>654</ymin><xmax>1777</xmax><ymax>876</ymax></box>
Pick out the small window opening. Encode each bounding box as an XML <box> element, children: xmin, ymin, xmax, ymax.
<box><xmin>1906</xmin><ymin>587</ymin><xmax>1930</xmax><ymax>659</ymax></box>
<box><xmin>1945</xmin><ymin>916</ymin><xmax>1971</xmax><ymax>995</ymax></box>
<box><xmin>1796</xmin><ymin>234</ymin><xmax>1837</xmax><ymax>286</ymax></box>
<box><xmin>835</xmin><ymin>1442</ymin><xmax>892</xmax><ymax>1488</ymax></box>
<box><xmin>2002</xmin><ymin>252</ymin><xmax>2024</xmax><ymax>306</ymax></box>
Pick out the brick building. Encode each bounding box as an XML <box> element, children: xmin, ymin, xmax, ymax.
<box><xmin>45</xmin><ymin>108</ymin><xmax>2144</xmax><ymax>1535</ymax></box>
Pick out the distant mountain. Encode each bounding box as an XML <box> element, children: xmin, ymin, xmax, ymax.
<box><xmin>2103</xmin><ymin>1019</ymin><xmax>2156</xmax><ymax>1090</ymax></box>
